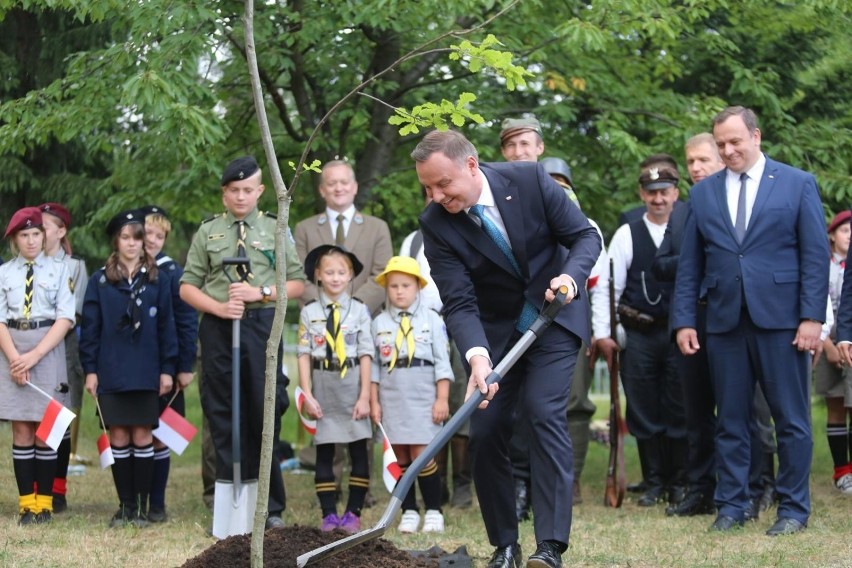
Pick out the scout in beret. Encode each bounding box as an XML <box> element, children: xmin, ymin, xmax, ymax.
<box><xmin>297</xmin><ymin>244</ymin><xmax>373</xmax><ymax>533</ymax></box>
<box><xmin>180</xmin><ymin>155</ymin><xmax>305</xmax><ymax>528</ymax></box>
<box><xmin>79</xmin><ymin>205</ymin><xmax>177</xmax><ymax>528</ymax></box>
<box><xmin>140</xmin><ymin>204</ymin><xmax>198</xmax><ymax>523</ymax></box>
<box><xmin>39</xmin><ymin>202</ymin><xmax>90</xmax><ymax>512</ymax></box>
<box><xmin>0</xmin><ymin>207</ymin><xmax>75</xmax><ymax>525</ymax></box>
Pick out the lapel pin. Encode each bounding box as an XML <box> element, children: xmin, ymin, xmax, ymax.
<box><xmin>768</xmin><ymin>175</ymin><xmax>775</xmax><ymax>179</ymax></box>
<box><xmin>506</xmin><ymin>196</ymin><xmax>512</xmax><ymax>201</ymax></box>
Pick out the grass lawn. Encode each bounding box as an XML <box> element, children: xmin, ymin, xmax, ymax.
<box><xmin>1</xmin><ymin>353</ymin><xmax>851</xmax><ymax>567</ymax></box>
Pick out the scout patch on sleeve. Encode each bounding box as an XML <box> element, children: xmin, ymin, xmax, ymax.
<box><xmin>298</xmin><ymin>323</ymin><xmax>310</xmax><ymax>346</ymax></box>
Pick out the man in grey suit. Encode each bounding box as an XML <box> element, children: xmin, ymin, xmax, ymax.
<box><xmin>294</xmin><ymin>160</ymin><xmax>392</xmax><ymax>316</ymax></box>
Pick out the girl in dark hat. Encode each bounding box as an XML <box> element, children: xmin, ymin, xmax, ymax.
<box><xmin>39</xmin><ymin>202</ymin><xmax>89</xmax><ymax>512</ymax></box>
<box><xmin>79</xmin><ymin>209</ymin><xmax>178</xmax><ymax>527</ymax></box>
<box><xmin>297</xmin><ymin>245</ymin><xmax>373</xmax><ymax>533</ymax></box>
<box><xmin>0</xmin><ymin>207</ymin><xmax>76</xmax><ymax>525</ymax></box>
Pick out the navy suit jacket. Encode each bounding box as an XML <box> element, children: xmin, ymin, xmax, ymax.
<box><xmin>835</xmin><ymin>216</ymin><xmax>852</xmax><ymax>341</ymax></box>
<box><xmin>672</xmin><ymin>156</ymin><xmax>828</xmax><ymax>334</ymax></box>
<box><xmin>419</xmin><ymin>161</ymin><xmax>601</xmax><ymax>362</ymax></box>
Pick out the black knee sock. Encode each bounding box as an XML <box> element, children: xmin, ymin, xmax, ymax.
<box><xmin>53</xmin><ymin>429</ymin><xmax>71</xmax><ymax>499</ymax></box>
<box><xmin>345</xmin><ymin>440</ymin><xmax>369</xmax><ymax>516</ymax></box>
<box><xmin>111</xmin><ymin>444</ymin><xmax>134</xmax><ymax>508</ymax></box>
<box><xmin>827</xmin><ymin>423</ymin><xmax>848</xmax><ymax>472</ymax></box>
<box><xmin>417</xmin><ymin>460</ymin><xmax>442</xmax><ymax>512</ymax></box>
<box><xmin>150</xmin><ymin>447</ymin><xmax>170</xmax><ymax>509</ymax></box>
<box><xmin>13</xmin><ymin>444</ymin><xmax>36</xmax><ymax>496</ymax></box>
<box><xmin>315</xmin><ymin>444</ymin><xmax>338</xmax><ymax>516</ymax></box>
<box><xmin>35</xmin><ymin>446</ymin><xmax>57</xmax><ymax>511</ymax></box>
<box><xmin>399</xmin><ymin>463</ymin><xmax>418</xmax><ymax>511</ymax></box>
<box><xmin>133</xmin><ymin>444</ymin><xmax>154</xmax><ymax>514</ymax></box>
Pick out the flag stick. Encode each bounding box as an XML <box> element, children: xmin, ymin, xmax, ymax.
<box><xmin>25</xmin><ymin>381</ymin><xmax>54</xmax><ymax>400</ymax></box>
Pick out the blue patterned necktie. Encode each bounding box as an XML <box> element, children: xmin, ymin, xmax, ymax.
<box><xmin>469</xmin><ymin>204</ymin><xmax>538</xmax><ymax>332</ymax></box>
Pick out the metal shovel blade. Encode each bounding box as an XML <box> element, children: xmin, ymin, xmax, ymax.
<box><xmin>212</xmin><ymin>479</ymin><xmax>258</xmax><ymax>539</ymax></box>
<box><xmin>296</xmin><ymin>286</ymin><xmax>569</xmax><ymax>567</ymax></box>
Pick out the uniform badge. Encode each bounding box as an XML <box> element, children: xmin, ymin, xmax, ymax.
<box><xmin>208</xmin><ymin>233</ymin><xmax>226</xmax><ymax>240</ymax></box>
<box><xmin>649</xmin><ymin>167</ymin><xmax>660</xmax><ymax>181</ymax></box>
<box><xmin>314</xmin><ymin>335</ymin><xmax>325</xmax><ymax>347</ymax></box>
<box><xmin>68</xmin><ymin>277</ymin><xmax>75</xmax><ymax>294</ymax></box>
<box><xmin>381</xmin><ymin>345</ymin><xmax>392</xmax><ymax>358</ymax></box>
<box><xmin>298</xmin><ymin>324</ymin><xmax>310</xmax><ymax>346</ymax></box>
<box><xmin>344</xmin><ymin>332</ymin><xmax>356</xmax><ymax>345</ymax></box>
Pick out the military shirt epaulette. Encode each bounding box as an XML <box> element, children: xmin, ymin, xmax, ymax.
<box><xmin>352</xmin><ymin>297</ymin><xmax>366</xmax><ymax>306</ymax></box>
<box><xmin>304</xmin><ymin>299</ymin><xmax>318</xmax><ymax>306</ymax></box>
<box><xmin>201</xmin><ymin>213</ymin><xmax>223</xmax><ymax>225</ymax></box>
<box><xmin>262</xmin><ymin>211</ymin><xmax>277</xmax><ymax>220</ymax></box>
<box><xmin>71</xmin><ymin>254</ymin><xmax>85</xmax><ymax>261</ymax></box>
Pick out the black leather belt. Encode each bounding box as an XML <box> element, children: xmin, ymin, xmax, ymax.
<box><xmin>313</xmin><ymin>358</ymin><xmax>359</xmax><ymax>371</ymax></box>
<box><xmin>7</xmin><ymin>319</ymin><xmax>55</xmax><ymax>331</ymax></box>
<box><xmin>382</xmin><ymin>357</ymin><xmax>433</xmax><ymax>368</ymax></box>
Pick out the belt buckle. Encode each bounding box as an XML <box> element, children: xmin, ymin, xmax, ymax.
<box><xmin>20</xmin><ymin>320</ymin><xmax>31</xmax><ymax>331</ymax></box>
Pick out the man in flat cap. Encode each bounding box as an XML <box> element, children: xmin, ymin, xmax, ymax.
<box><xmin>180</xmin><ymin>156</ymin><xmax>306</xmax><ymax>528</ymax></box>
<box><xmin>592</xmin><ymin>156</ymin><xmax>686</xmax><ymax>510</ymax></box>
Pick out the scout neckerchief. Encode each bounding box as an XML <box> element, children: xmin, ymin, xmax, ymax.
<box><xmin>23</xmin><ymin>260</ymin><xmax>35</xmax><ymax>320</ymax></box>
<box><xmin>117</xmin><ymin>266</ymin><xmax>149</xmax><ymax>341</ymax></box>
<box><xmin>324</xmin><ymin>301</ymin><xmax>349</xmax><ymax>378</ymax></box>
<box><xmin>235</xmin><ymin>220</ymin><xmax>253</xmax><ymax>281</ymax></box>
<box><xmin>388</xmin><ymin>308</ymin><xmax>415</xmax><ymax>373</ymax></box>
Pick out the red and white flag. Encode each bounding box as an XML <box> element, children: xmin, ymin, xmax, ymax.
<box><xmin>35</xmin><ymin>399</ymin><xmax>76</xmax><ymax>451</ymax></box>
<box><xmin>97</xmin><ymin>433</ymin><xmax>114</xmax><ymax>469</ymax></box>
<box><xmin>294</xmin><ymin>386</ymin><xmax>317</xmax><ymax>435</ymax></box>
<box><xmin>377</xmin><ymin>422</ymin><xmax>401</xmax><ymax>493</ymax></box>
<box><xmin>152</xmin><ymin>407</ymin><xmax>198</xmax><ymax>455</ymax></box>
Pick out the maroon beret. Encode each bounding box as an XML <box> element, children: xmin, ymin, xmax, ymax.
<box><xmin>5</xmin><ymin>207</ymin><xmax>43</xmax><ymax>238</ymax></box>
<box><xmin>39</xmin><ymin>202</ymin><xmax>72</xmax><ymax>229</ymax></box>
<box><xmin>828</xmin><ymin>210</ymin><xmax>851</xmax><ymax>234</ymax></box>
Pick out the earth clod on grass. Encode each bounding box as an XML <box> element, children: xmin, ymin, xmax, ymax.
<box><xmin>181</xmin><ymin>525</ymin><xmax>438</xmax><ymax>567</ymax></box>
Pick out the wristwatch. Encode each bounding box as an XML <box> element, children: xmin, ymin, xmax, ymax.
<box><xmin>260</xmin><ymin>286</ymin><xmax>272</xmax><ymax>304</ymax></box>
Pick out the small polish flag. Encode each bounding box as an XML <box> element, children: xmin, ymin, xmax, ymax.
<box><xmin>35</xmin><ymin>400</ymin><xmax>76</xmax><ymax>451</ymax></box>
<box><xmin>294</xmin><ymin>386</ymin><xmax>317</xmax><ymax>435</ymax></box>
<box><xmin>98</xmin><ymin>433</ymin><xmax>114</xmax><ymax>469</ymax></box>
<box><xmin>377</xmin><ymin>422</ymin><xmax>401</xmax><ymax>493</ymax></box>
<box><xmin>152</xmin><ymin>407</ymin><xmax>198</xmax><ymax>455</ymax></box>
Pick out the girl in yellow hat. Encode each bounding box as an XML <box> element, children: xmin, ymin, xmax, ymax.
<box><xmin>370</xmin><ymin>256</ymin><xmax>453</xmax><ymax>533</ymax></box>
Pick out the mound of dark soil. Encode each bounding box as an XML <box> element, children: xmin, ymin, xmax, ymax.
<box><xmin>181</xmin><ymin>525</ymin><xmax>438</xmax><ymax>568</ymax></box>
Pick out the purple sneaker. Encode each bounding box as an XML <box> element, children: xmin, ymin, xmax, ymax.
<box><xmin>321</xmin><ymin>513</ymin><xmax>340</xmax><ymax>532</ymax></box>
<box><xmin>338</xmin><ymin>511</ymin><xmax>361</xmax><ymax>533</ymax></box>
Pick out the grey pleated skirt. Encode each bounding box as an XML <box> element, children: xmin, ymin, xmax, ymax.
<box><xmin>312</xmin><ymin>366</ymin><xmax>372</xmax><ymax>444</ymax></box>
<box><xmin>0</xmin><ymin>326</ymin><xmax>68</xmax><ymax>421</ymax></box>
<box><xmin>377</xmin><ymin>365</ymin><xmax>443</xmax><ymax>444</ymax></box>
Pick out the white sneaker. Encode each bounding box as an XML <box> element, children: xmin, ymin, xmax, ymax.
<box><xmin>397</xmin><ymin>509</ymin><xmax>420</xmax><ymax>533</ymax></box>
<box><xmin>836</xmin><ymin>473</ymin><xmax>852</xmax><ymax>495</ymax></box>
<box><xmin>421</xmin><ymin>509</ymin><xmax>444</xmax><ymax>533</ymax></box>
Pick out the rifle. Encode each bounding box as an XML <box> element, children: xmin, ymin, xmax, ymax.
<box><xmin>604</xmin><ymin>258</ymin><xmax>626</xmax><ymax>508</ymax></box>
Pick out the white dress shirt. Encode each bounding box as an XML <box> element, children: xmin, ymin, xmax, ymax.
<box><xmin>327</xmin><ymin>204</ymin><xmax>356</xmax><ymax>241</ymax></box>
<box><xmin>726</xmin><ymin>153</ymin><xmax>766</xmax><ymax>231</ymax></box>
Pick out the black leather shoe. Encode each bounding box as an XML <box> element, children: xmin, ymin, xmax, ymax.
<box><xmin>710</xmin><ymin>514</ymin><xmax>744</xmax><ymax>531</ymax></box>
<box><xmin>667</xmin><ymin>491</ymin><xmax>715</xmax><ymax>517</ymax></box>
<box><xmin>627</xmin><ymin>480</ymin><xmax>648</xmax><ymax>493</ymax></box>
<box><xmin>53</xmin><ymin>495</ymin><xmax>67</xmax><ymax>514</ymax></box>
<box><xmin>527</xmin><ymin>540</ymin><xmax>563</xmax><ymax>568</ymax></box>
<box><xmin>743</xmin><ymin>499</ymin><xmax>759</xmax><ymax>522</ymax></box>
<box><xmin>758</xmin><ymin>485</ymin><xmax>778</xmax><ymax>513</ymax></box>
<box><xmin>486</xmin><ymin>542</ymin><xmax>522</xmax><ymax>568</ymax></box>
<box><xmin>514</xmin><ymin>478</ymin><xmax>531</xmax><ymax>522</ymax></box>
<box><xmin>765</xmin><ymin>517</ymin><xmax>806</xmax><ymax>536</ymax></box>
<box><xmin>265</xmin><ymin>514</ymin><xmax>285</xmax><ymax>529</ymax></box>
<box><xmin>637</xmin><ymin>485</ymin><xmax>666</xmax><ymax>507</ymax></box>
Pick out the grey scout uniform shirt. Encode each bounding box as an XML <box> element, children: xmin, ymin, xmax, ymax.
<box><xmin>0</xmin><ymin>252</ymin><xmax>76</xmax><ymax>323</ymax></box>
<box><xmin>370</xmin><ymin>304</ymin><xmax>453</xmax><ymax>383</ymax></box>
<box><xmin>181</xmin><ymin>208</ymin><xmax>304</xmax><ymax>307</ymax></box>
<box><xmin>297</xmin><ymin>292</ymin><xmax>373</xmax><ymax>363</ymax></box>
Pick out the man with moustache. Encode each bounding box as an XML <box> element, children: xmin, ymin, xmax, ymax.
<box><xmin>672</xmin><ymin>107</ymin><xmax>828</xmax><ymax>535</ymax></box>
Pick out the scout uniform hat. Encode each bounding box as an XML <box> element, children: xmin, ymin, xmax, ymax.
<box><xmin>639</xmin><ymin>166</ymin><xmax>679</xmax><ymax>191</ymax></box>
<box><xmin>828</xmin><ymin>210</ymin><xmax>851</xmax><ymax>234</ymax></box>
<box><xmin>4</xmin><ymin>207</ymin><xmax>43</xmax><ymax>238</ymax></box>
<box><xmin>106</xmin><ymin>209</ymin><xmax>145</xmax><ymax>237</ymax></box>
<box><xmin>375</xmin><ymin>256</ymin><xmax>428</xmax><ymax>289</ymax></box>
<box><xmin>221</xmin><ymin>156</ymin><xmax>259</xmax><ymax>186</ymax></box>
<box><xmin>540</xmin><ymin>157</ymin><xmax>574</xmax><ymax>190</ymax></box>
<box><xmin>303</xmin><ymin>244</ymin><xmax>364</xmax><ymax>283</ymax></box>
<box><xmin>500</xmin><ymin>117</ymin><xmax>543</xmax><ymax>146</ymax></box>
<box><xmin>140</xmin><ymin>204</ymin><xmax>169</xmax><ymax>219</ymax></box>
<box><xmin>38</xmin><ymin>203</ymin><xmax>72</xmax><ymax>228</ymax></box>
